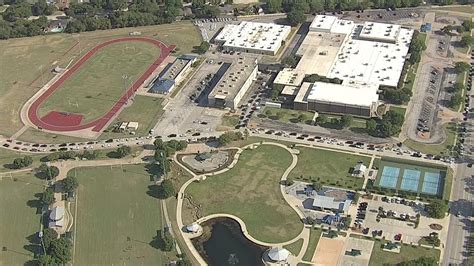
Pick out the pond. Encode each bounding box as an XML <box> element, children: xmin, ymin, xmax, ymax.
<box><xmin>191</xmin><ymin>218</ymin><xmax>267</xmax><ymax>266</ymax></box>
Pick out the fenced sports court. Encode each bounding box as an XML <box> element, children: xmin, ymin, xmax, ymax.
<box><xmin>375</xmin><ymin>159</ymin><xmax>446</xmax><ymax>197</ymax></box>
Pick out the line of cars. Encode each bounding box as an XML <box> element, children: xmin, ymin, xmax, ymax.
<box><xmin>2</xmin><ymin>136</ymin><xmax>151</xmax><ymax>153</ymax></box>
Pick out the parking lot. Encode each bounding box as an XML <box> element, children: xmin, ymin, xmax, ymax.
<box><xmin>348</xmin><ymin>196</ymin><xmax>449</xmax><ymax>245</ymax></box>
<box><xmin>415</xmin><ymin>66</ymin><xmax>444</xmax><ymax>137</ymax></box>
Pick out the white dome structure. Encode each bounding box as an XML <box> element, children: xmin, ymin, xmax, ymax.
<box><xmin>185</xmin><ymin>223</ymin><xmax>201</xmax><ymax>233</ymax></box>
<box><xmin>268</xmin><ymin>247</ymin><xmax>290</xmax><ymax>262</ymax></box>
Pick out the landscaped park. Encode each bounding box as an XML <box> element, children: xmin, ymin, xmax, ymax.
<box><xmin>71</xmin><ymin>164</ymin><xmax>175</xmax><ymax>265</ymax></box>
<box><xmin>184</xmin><ymin>144</ymin><xmax>303</xmax><ymax>244</ymax></box>
<box><xmin>0</xmin><ymin>172</ymin><xmax>45</xmax><ymax>265</ymax></box>
<box><xmin>290</xmin><ymin>146</ymin><xmax>372</xmax><ymax>190</ymax></box>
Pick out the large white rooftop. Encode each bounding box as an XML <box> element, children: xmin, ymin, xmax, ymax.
<box><xmin>359</xmin><ymin>21</ymin><xmax>401</xmax><ymax>43</ymax></box>
<box><xmin>215</xmin><ymin>21</ymin><xmax>291</xmax><ymax>54</ymax></box>
<box><xmin>307</xmin><ymin>81</ymin><xmax>379</xmax><ymax>108</ymax></box>
<box><xmin>302</xmin><ymin>15</ymin><xmax>414</xmax><ymax>88</ymax></box>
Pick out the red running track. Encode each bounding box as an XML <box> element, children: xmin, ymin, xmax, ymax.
<box><xmin>27</xmin><ymin>37</ymin><xmax>175</xmax><ymax>132</ymax></box>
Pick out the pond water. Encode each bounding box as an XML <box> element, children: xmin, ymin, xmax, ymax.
<box><xmin>191</xmin><ymin>218</ymin><xmax>266</xmax><ymax>266</ymax></box>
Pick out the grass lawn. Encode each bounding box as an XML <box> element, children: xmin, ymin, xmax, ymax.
<box><xmin>0</xmin><ymin>148</ymin><xmax>45</xmax><ymax>173</ymax></box>
<box><xmin>404</xmin><ymin>122</ymin><xmax>457</xmax><ymax>156</ymax></box>
<box><xmin>284</xmin><ymin>238</ymin><xmax>304</xmax><ymax>256</ymax></box>
<box><xmin>290</xmin><ymin>147</ymin><xmax>371</xmax><ymax>190</ymax></box>
<box><xmin>263</xmin><ymin>107</ymin><xmax>314</xmax><ymax>124</ymax></box>
<box><xmin>73</xmin><ymin>164</ymin><xmax>177</xmax><ymax>265</ymax></box>
<box><xmin>0</xmin><ymin>172</ymin><xmax>45</xmax><ymax>265</ymax></box>
<box><xmin>389</xmin><ymin>106</ymin><xmax>407</xmax><ymax>118</ymax></box>
<box><xmin>99</xmin><ymin>96</ymin><xmax>164</xmax><ymax>140</ymax></box>
<box><xmin>185</xmin><ymin>144</ymin><xmax>303</xmax><ymax>243</ymax></box>
<box><xmin>369</xmin><ymin>240</ymin><xmax>440</xmax><ymax>265</ymax></box>
<box><xmin>221</xmin><ymin>115</ymin><xmax>240</xmax><ymax>128</ymax></box>
<box><xmin>302</xmin><ymin>228</ymin><xmax>322</xmax><ymax>261</ymax></box>
<box><xmin>435</xmin><ymin>5</ymin><xmax>474</xmax><ymax>15</ymax></box>
<box><xmin>38</xmin><ymin>41</ymin><xmax>160</xmax><ymax>123</ymax></box>
<box><xmin>17</xmin><ymin>128</ymin><xmax>89</xmax><ymax>144</ymax></box>
<box><xmin>0</xmin><ymin>21</ymin><xmax>201</xmax><ymax>139</ymax></box>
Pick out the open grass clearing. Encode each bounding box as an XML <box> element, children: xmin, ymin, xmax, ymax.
<box><xmin>302</xmin><ymin>228</ymin><xmax>322</xmax><ymax>261</ymax></box>
<box><xmin>284</xmin><ymin>238</ymin><xmax>304</xmax><ymax>256</ymax></box>
<box><xmin>0</xmin><ymin>172</ymin><xmax>45</xmax><ymax>265</ymax></box>
<box><xmin>99</xmin><ymin>96</ymin><xmax>164</xmax><ymax>140</ymax></box>
<box><xmin>221</xmin><ymin>115</ymin><xmax>240</xmax><ymax>128</ymax></box>
<box><xmin>263</xmin><ymin>107</ymin><xmax>315</xmax><ymax>124</ymax></box>
<box><xmin>435</xmin><ymin>5</ymin><xmax>474</xmax><ymax>15</ymax></box>
<box><xmin>369</xmin><ymin>240</ymin><xmax>440</xmax><ymax>265</ymax></box>
<box><xmin>38</xmin><ymin>41</ymin><xmax>160</xmax><ymax>123</ymax></box>
<box><xmin>389</xmin><ymin>106</ymin><xmax>407</xmax><ymax>118</ymax></box>
<box><xmin>17</xmin><ymin>128</ymin><xmax>89</xmax><ymax>144</ymax></box>
<box><xmin>290</xmin><ymin>146</ymin><xmax>371</xmax><ymax>190</ymax></box>
<box><xmin>404</xmin><ymin>123</ymin><xmax>457</xmax><ymax>156</ymax></box>
<box><xmin>72</xmin><ymin>164</ymin><xmax>176</xmax><ymax>265</ymax></box>
<box><xmin>0</xmin><ymin>22</ymin><xmax>201</xmax><ymax>139</ymax></box>
<box><xmin>185</xmin><ymin>144</ymin><xmax>303</xmax><ymax>243</ymax></box>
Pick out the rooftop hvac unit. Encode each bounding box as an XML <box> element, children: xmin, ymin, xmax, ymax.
<box><xmin>237</xmin><ymin>71</ymin><xmax>241</xmax><ymax>74</ymax></box>
<box><xmin>375</xmin><ymin>70</ymin><xmax>379</xmax><ymax>73</ymax></box>
<box><xmin>317</xmin><ymin>24</ymin><xmax>321</xmax><ymax>27</ymax></box>
<box><xmin>224</xmin><ymin>91</ymin><xmax>229</xmax><ymax>94</ymax></box>
<box><xmin>267</xmin><ymin>46</ymin><xmax>271</xmax><ymax>49</ymax></box>
<box><xmin>388</xmin><ymin>66</ymin><xmax>392</xmax><ymax>69</ymax></box>
<box><xmin>241</xmin><ymin>68</ymin><xmax>244</xmax><ymax>71</ymax></box>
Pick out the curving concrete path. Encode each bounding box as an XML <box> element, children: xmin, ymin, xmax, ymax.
<box><xmin>175</xmin><ymin>142</ymin><xmax>314</xmax><ymax>265</ymax></box>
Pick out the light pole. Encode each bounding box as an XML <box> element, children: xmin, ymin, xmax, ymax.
<box><xmin>38</xmin><ymin>231</ymin><xmax>46</xmax><ymax>255</ymax></box>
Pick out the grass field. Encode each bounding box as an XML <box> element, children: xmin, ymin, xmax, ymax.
<box><xmin>38</xmin><ymin>41</ymin><xmax>161</xmax><ymax>123</ymax></box>
<box><xmin>0</xmin><ymin>21</ymin><xmax>201</xmax><ymax>139</ymax></box>
<box><xmin>263</xmin><ymin>107</ymin><xmax>314</xmax><ymax>124</ymax></box>
<box><xmin>0</xmin><ymin>172</ymin><xmax>45</xmax><ymax>265</ymax></box>
<box><xmin>290</xmin><ymin>147</ymin><xmax>371</xmax><ymax>190</ymax></box>
<box><xmin>17</xmin><ymin>128</ymin><xmax>89</xmax><ymax>144</ymax></box>
<box><xmin>435</xmin><ymin>5</ymin><xmax>474</xmax><ymax>15</ymax></box>
<box><xmin>221</xmin><ymin>115</ymin><xmax>240</xmax><ymax>128</ymax></box>
<box><xmin>73</xmin><ymin>164</ymin><xmax>177</xmax><ymax>265</ymax></box>
<box><xmin>302</xmin><ymin>228</ymin><xmax>322</xmax><ymax>261</ymax></box>
<box><xmin>389</xmin><ymin>106</ymin><xmax>407</xmax><ymax>118</ymax></box>
<box><xmin>284</xmin><ymin>238</ymin><xmax>304</xmax><ymax>256</ymax></box>
<box><xmin>99</xmin><ymin>96</ymin><xmax>164</xmax><ymax>140</ymax></box>
<box><xmin>404</xmin><ymin>123</ymin><xmax>457</xmax><ymax>155</ymax></box>
<box><xmin>369</xmin><ymin>240</ymin><xmax>440</xmax><ymax>265</ymax></box>
<box><xmin>0</xmin><ymin>148</ymin><xmax>44</xmax><ymax>173</ymax></box>
<box><xmin>375</xmin><ymin>158</ymin><xmax>447</xmax><ymax>197</ymax></box>
<box><xmin>185</xmin><ymin>144</ymin><xmax>303</xmax><ymax>243</ymax></box>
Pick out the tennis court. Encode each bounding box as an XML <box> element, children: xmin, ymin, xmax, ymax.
<box><xmin>421</xmin><ymin>172</ymin><xmax>442</xmax><ymax>195</ymax></box>
<box><xmin>400</xmin><ymin>169</ymin><xmax>421</xmax><ymax>192</ymax></box>
<box><xmin>379</xmin><ymin>166</ymin><xmax>400</xmax><ymax>189</ymax></box>
<box><xmin>375</xmin><ymin>159</ymin><xmax>447</xmax><ymax>197</ymax></box>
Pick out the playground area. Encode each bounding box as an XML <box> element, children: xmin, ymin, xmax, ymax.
<box><xmin>375</xmin><ymin>159</ymin><xmax>446</xmax><ymax>197</ymax></box>
<box><xmin>27</xmin><ymin>37</ymin><xmax>174</xmax><ymax>133</ymax></box>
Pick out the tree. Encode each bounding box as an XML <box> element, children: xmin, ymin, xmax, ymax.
<box><xmin>282</xmin><ymin>55</ymin><xmax>298</xmax><ymax>67</ymax></box>
<box><xmin>316</xmin><ymin>114</ymin><xmax>328</xmax><ymax>125</ymax></box>
<box><xmin>41</xmin><ymin>187</ymin><xmax>55</xmax><ymax>206</ymax></box>
<box><xmin>158</xmin><ymin>179</ymin><xmax>175</xmax><ymax>199</ymax></box>
<box><xmin>82</xmin><ymin>150</ymin><xmax>100</xmax><ymax>160</ymax></box>
<box><xmin>154</xmin><ymin>150</ymin><xmax>171</xmax><ymax>175</ymax></box>
<box><xmin>42</xmin><ymin>228</ymin><xmax>58</xmax><ymax>251</ymax></box>
<box><xmin>39</xmin><ymin>164</ymin><xmax>60</xmax><ymax>179</ymax></box>
<box><xmin>62</xmin><ymin>175</ymin><xmax>79</xmax><ymax>193</ymax></box>
<box><xmin>454</xmin><ymin>62</ymin><xmax>470</xmax><ymax>74</ymax></box>
<box><xmin>177</xmin><ymin>259</ymin><xmax>193</xmax><ymax>266</ymax></box>
<box><xmin>366</xmin><ymin>119</ymin><xmax>377</xmax><ymax>133</ymax></box>
<box><xmin>309</xmin><ymin>0</ymin><xmax>324</xmax><ymax>13</ymax></box>
<box><xmin>426</xmin><ymin>200</ymin><xmax>448</xmax><ymax>219</ymax></box>
<box><xmin>159</xmin><ymin>231</ymin><xmax>174</xmax><ymax>251</ymax></box>
<box><xmin>449</xmin><ymin>92</ymin><xmax>462</xmax><ymax>109</ymax></box>
<box><xmin>116</xmin><ymin>145</ymin><xmax>131</xmax><ymax>158</ymax></box>
<box><xmin>195</xmin><ymin>41</ymin><xmax>210</xmax><ymax>54</ymax></box>
<box><xmin>340</xmin><ymin>114</ymin><xmax>353</xmax><ymax>128</ymax></box>
<box><xmin>452</xmin><ymin>82</ymin><xmax>464</xmax><ymax>93</ymax></box>
<box><xmin>460</xmin><ymin>36</ymin><xmax>474</xmax><ymax>48</ymax></box>
<box><xmin>296</xmin><ymin>113</ymin><xmax>308</xmax><ymax>123</ymax></box>
<box><xmin>441</xmin><ymin>24</ymin><xmax>453</xmax><ymax>35</ymax></box>
<box><xmin>287</xmin><ymin>7</ymin><xmax>306</xmax><ymax>26</ymax></box>
<box><xmin>286</xmin><ymin>177</ymin><xmax>294</xmax><ymax>186</ymax></box>
<box><xmin>312</xmin><ymin>181</ymin><xmax>322</xmax><ymax>191</ymax></box>
<box><xmin>49</xmin><ymin>238</ymin><xmax>72</xmax><ymax>264</ymax></box>
<box><xmin>217</xmin><ymin>131</ymin><xmax>242</xmax><ymax>147</ymax></box>
<box><xmin>13</xmin><ymin>155</ymin><xmax>33</xmax><ymax>169</ymax></box>
<box><xmin>462</xmin><ymin>20</ymin><xmax>474</xmax><ymax>32</ymax></box>
<box><xmin>266</xmin><ymin>0</ymin><xmax>282</xmax><ymax>13</ymax></box>
<box><xmin>37</xmin><ymin>254</ymin><xmax>56</xmax><ymax>266</ymax></box>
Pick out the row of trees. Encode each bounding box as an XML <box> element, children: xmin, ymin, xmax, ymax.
<box><xmin>2</xmin><ymin>0</ymin><xmax>56</xmax><ymax>22</ymax></box>
<box><xmin>37</xmin><ymin>230</ymin><xmax>73</xmax><ymax>265</ymax></box>
<box><xmin>315</xmin><ymin>114</ymin><xmax>353</xmax><ymax>129</ymax></box>
<box><xmin>217</xmin><ymin>131</ymin><xmax>243</xmax><ymax>147</ymax></box>
<box><xmin>266</xmin><ymin>0</ymin><xmax>426</xmax><ymax>15</ymax></box>
<box><xmin>12</xmin><ymin>155</ymin><xmax>33</xmax><ymax>169</ymax></box>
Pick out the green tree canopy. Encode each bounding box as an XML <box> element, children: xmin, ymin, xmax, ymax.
<box><xmin>49</xmin><ymin>238</ymin><xmax>72</xmax><ymax>264</ymax></box>
<box><xmin>340</xmin><ymin>114</ymin><xmax>353</xmax><ymax>128</ymax></box>
<box><xmin>426</xmin><ymin>200</ymin><xmax>448</xmax><ymax>219</ymax></box>
<box><xmin>287</xmin><ymin>8</ymin><xmax>306</xmax><ymax>26</ymax></box>
<box><xmin>454</xmin><ymin>61</ymin><xmax>470</xmax><ymax>74</ymax></box>
<box><xmin>62</xmin><ymin>175</ymin><xmax>79</xmax><ymax>193</ymax></box>
<box><xmin>116</xmin><ymin>145</ymin><xmax>132</xmax><ymax>158</ymax></box>
<box><xmin>158</xmin><ymin>179</ymin><xmax>175</xmax><ymax>199</ymax></box>
<box><xmin>41</xmin><ymin>187</ymin><xmax>55</xmax><ymax>206</ymax></box>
